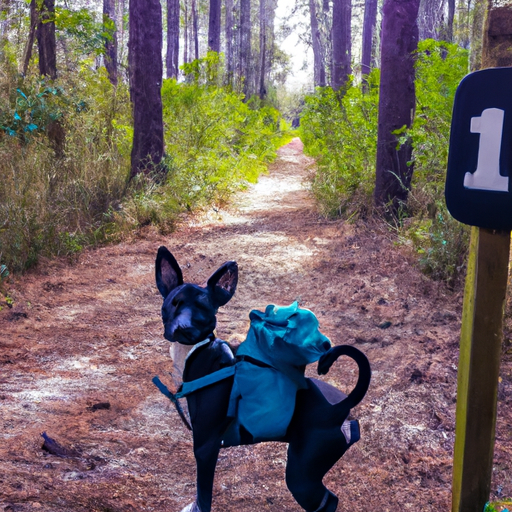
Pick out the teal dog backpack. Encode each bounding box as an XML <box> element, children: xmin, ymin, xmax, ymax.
<box><xmin>224</xmin><ymin>302</ymin><xmax>332</xmax><ymax>444</ymax></box>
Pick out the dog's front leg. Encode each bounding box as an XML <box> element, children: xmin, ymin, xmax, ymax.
<box><xmin>193</xmin><ymin>439</ymin><xmax>221</xmax><ymax>512</ymax></box>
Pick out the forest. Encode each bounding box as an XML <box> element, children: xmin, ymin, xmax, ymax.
<box><xmin>1</xmin><ymin>0</ymin><xmax>510</xmax><ymax>286</ymax></box>
<box><xmin>2</xmin><ymin>0</ymin><xmax>512</xmax><ymax>510</ymax></box>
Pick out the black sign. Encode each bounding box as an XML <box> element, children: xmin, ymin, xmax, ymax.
<box><xmin>445</xmin><ymin>67</ymin><xmax>512</xmax><ymax>230</ymax></box>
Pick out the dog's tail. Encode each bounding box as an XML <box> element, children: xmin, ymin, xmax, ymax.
<box><xmin>317</xmin><ymin>345</ymin><xmax>371</xmax><ymax>410</ymax></box>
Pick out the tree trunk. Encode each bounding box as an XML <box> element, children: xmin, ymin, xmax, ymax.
<box><xmin>117</xmin><ymin>0</ymin><xmax>126</xmax><ymax>80</ymax></box>
<box><xmin>36</xmin><ymin>0</ymin><xmax>57</xmax><ymax>79</ymax></box>
<box><xmin>239</xmin><ymin>0</ymin><xmax>251</xmax><ymax>97</ymax></box>
<box><xmin>259</xmin><ymin>0</ymin><xmax>267</xmax><ymax>98</ymax></box>
<box><xmin>183</xmin><ymin>0</ymin><xmax>189</xmax><ymax>65</ymax></box>
<box><xmin>321</xmin><ymin>0</ymin><xmax>331</xmax><ymax>84</ymax></box>
<box><xmin>332</xmin><ymin>0</ymin><xmax>351</xmax><ymax>91</ymax></box>
<box><xmin>481</xmin><ymin>3</ymin><xmax>512</xmax><ymax>68</ymax></box>
<box><xmin>225</xmin><ymin>0</ymin><xmax>234</xmax><ymax>85</ymax></box>
<box><xmin>266</xmin><ymin>0</ymin><xmax>278</xmax><ymax>83</ymax></box>
<box><xmin>447</xmin><ymin>0</ymin><xmax>455</xmax><ymax>41</ymax></box>
<box><xmin>469</xmin><ymin>0</ymin><xmax>485</xmax><ymax>70</ymax></box>
<box><xmin>418</xmin><ymin>0</ymin><xmax>445</xmax><ymax>40</ymax></box>
<box><xmin>20</xmin><ymin>0</ymin><xmax>37</xmax><ymax>76</ymax></box>
<box><xmin>208</xmin><ymin>0</ymin><xmax>221</xmax><ymax>52</ymax></box>
<box><xmin>361</xmin><ymin>0</ymin><xmax>377</xmax><ymax>78</ymax></box>
<box><xmin>374</xmin><ymin>0</ymin><xmax>420</xmax><ymax>213</ymax></box>
<box><xmin>166</xmin><ymin>0</ymin><xmax>179</xmax><ymax>77</ymax></box>
<box><xmin>104</xmin><ymin>0</ymin><xmax>118</xmax><ymax>85</ymax></box>
<box><xmin>456</xmin><ymin>0</ymin><xmax>472</xmax><ymax>49</ymax></box>
<box><xmin>192</xmin><ymin>0</ymin><xmax>199</xmax><ymax>61</ymax></box>
<box><xmin>129</xmin><ymin>0</ymin><xmax>165</xmax><ymax>179</ymax></box>
<box><xmin>308</xmin><ymin>0</ymin><xmax>326</xmax><ymax>87</ymax></box>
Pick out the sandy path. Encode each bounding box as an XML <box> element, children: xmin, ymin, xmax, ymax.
<box><xmin>1</xmin><ymin>138</ymin><xmax>510</xmax><ymax>511</ymax></box>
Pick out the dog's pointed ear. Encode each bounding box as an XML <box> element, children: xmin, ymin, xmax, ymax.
<box><xmin>207</xmin><ymin>261</ymin><xmax>238</xmax><ymax>307</ymax></box>
<box><xmin>155</xmin><ymin>246</ymin><xmax>184</xmax><ymax>298</ymax></box>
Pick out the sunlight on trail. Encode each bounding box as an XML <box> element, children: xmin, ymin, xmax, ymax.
<box><xmin>236</xmin><ymin>175</ymin><xmax>307</xmax><ymax>214</ymax></box>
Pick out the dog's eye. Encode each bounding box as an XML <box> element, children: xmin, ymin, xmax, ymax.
<box><xmin>172</xmin><ymin>297</ymin><xmax>182</xmax><ymax>308</ymax></box>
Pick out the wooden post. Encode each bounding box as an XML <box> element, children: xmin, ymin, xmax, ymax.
<box><xmin>452</xmin><ymin>226</ymin><xmax>510</xmax><ymax>512</ymax></box>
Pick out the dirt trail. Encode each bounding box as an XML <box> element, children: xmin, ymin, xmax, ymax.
<box><xmin>1</xmin><ymin>138</ymin><xmax>511</xmax><ymax>512</ymax></box>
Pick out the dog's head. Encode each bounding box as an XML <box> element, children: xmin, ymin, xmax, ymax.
<box><xmin>155</xmin><ymin>246</ymin><xmax>238</xmax><ymax>345</ymax></box>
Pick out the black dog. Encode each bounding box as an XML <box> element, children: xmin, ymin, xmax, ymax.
<box><xmin>154</xmin><ymin>246</ymin><xmax>371</xmax><ymax>512</ymax></box>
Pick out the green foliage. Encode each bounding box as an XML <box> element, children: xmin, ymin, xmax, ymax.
<box><xmin>405</xmin><ymin>40</ymin><xmax>470</xmax><ymax>284</ymax></box>
<box><xmin>0</xmin><ymin>77</ymin><xmax>65</xmax><ymax>141</ymax></box>
<box><xmin>0</xmin><ymin>66</ymin><xmax>131</xmax><ymax>272</ymax></box>
<box><xmin>181</xmin><ymin>51</ymin><xmax>225</xmax><ymax>86</ymax></box>
<box><xmin>300</xmin><ymin>40</ymin><xmax>470</xmax><ymax>284</ymax></box>
<box><xmin>0</xmin><ymin>44</ymin><xmax>289</xmax><ymax>274</ymax></box>
<box><xmin>55</xmin><ymin>8</ymin><xmax>116</xmax><ymax>58</ymax></box>
<box><xmin>484</xmin><ymin>499</ymin><xmax>512</xmax><ymax>512</ymax></box>
<box><xmin>300</xmin><ymin>71</ymin><xmax>380</xmax><ymax>218</ymax></box>
<box><xmin>410</xmin><ymin>40</ymin><xmax>468</xmax><ymax>193</ymax></box>
<box><xmin>160</xmin><ymin>69</ymin><xmax>289</xmax><ymax>211</ymax></box>
<box><xmin>0</xmin><ymin>264</ymin><xmax>9</xmax><ymax>300</ymax></box>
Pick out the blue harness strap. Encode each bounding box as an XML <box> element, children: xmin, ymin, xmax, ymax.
<box><xmin>152</xmin><ymin>376</ymin><xmax>193</xmax><ymax>430</ymax></box>
<box><xmin>174</xmin><ymin>365</ymin><xmax>236</xmax><ymax>398</ymax></box>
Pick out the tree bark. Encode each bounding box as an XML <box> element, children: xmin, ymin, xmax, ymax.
<box><xmin>183</xmin><ymin>0</ymin><xmax>189</xmax><ymax>65</ymax></box>
<box><xmin>20</xmin><ymin>0</ymin><xmax>37</xmax><ymax>76</ymax></box>
<box><xmin>104</xmin><ymin>0</ymin><xmax>118</xmax><ymax>85</ymax></box>
<box><xmin>332</xmin><ymin>0</ymin><xmax>351</xmax><ymax>91</ymax></box>
<box><xmin>166</xmin><ymin>0</ymin><xmax>179</xmax><ymax>77</ymax></box>
<box><xmin>481</xmin><ymin>3</ymin><xmax>512</xmax><ymax>68</ymax></box>
<box><xmin>129</xmin><ymin>0</ymin><xmax>165</xmax><ymax>179</ymax></box>
<box><xmin>259</xmin><ymin>0</ymin><xmax>267</xmax><ymax>98</ymax></box>
<box><xmin>117</xmin><ymin>0</ymin><xmax>126</xmax><ymax>80</ymax></box>
<box><xmin>418</xmin><ymin>0</ymin><xmax>445</xmax><ymax>40</ymax></box>
<box><xmin>208</xmin><ymin>0</ymin><xmax>221</xmax><ymax>52</ymax></box>
<box><xmin>469</xmin><ymin>0</ymin><xmax>485</xmax><ymax>70</ymax></box>
<box><xmin>225</xmin><ymin>0</ymin><xmax>234</xmax><ymax>85</ymax></box>
<box><xmin>361</xmin><ymin>0</ymin><xmax>377</xmax><ymax>78</ymax></box>
<box><xmin>374</xmin><ymin>0</ymin><xmax>420</xmax><ymax>213</ymax></box>
<box><xmin>308</xmin><ymin>0</ymin><xmax>326</xmax><ymax>87</ymax></box>
<box><xmin>192</xmin><ymin>0</ymin><xmax>199</xmax><ymax>61</ymax></box>
<box><xmin>239</xmin><ymin>0</ymin><xmax>251</xmax><ymax>97</ymax></box>
<box><xmin>447</xmin><ymin>0</ymin><xmax>455</xmax><ymax>41</ymax></box>
<box><xmin>36</xmin><ymin>0</ymin><xmax>57</xmax><ymax>79</ymax></box>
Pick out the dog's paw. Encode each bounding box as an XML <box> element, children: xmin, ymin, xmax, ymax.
<box><xmin>180</xmin><ymin>502</ymin><xmax>201</xmax><ymax>512</ymax></box>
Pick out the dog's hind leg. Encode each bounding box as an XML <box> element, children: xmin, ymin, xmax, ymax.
<box><xmin>285</xmin><ymin>431</ymin><xmax>344</xmax><ymax>512</ymax></box>
<box><xmin>285</xmin><ymin>380</ymin><xmax>357</xmax><ymax>512</ymax></box>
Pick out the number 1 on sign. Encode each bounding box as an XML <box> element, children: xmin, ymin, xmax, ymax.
<box><xmin>464</xmin><ymin>108</ymin><xmax>509</xmax><ymax>192</ymax></box>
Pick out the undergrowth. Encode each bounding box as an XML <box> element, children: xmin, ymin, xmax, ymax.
<box><xmin>0</xmin><ymin>65</ymin><xmax>131</xmax><ymax>273</ymax></box>
<box><xmin>300</xmin><ymin>40</ymin><xmax>470</xmax><ymax>284</ymax></box>
<box><xmin>118</xmin><ymin>54</ymin><xmax>291</xmax><ymax>234</ymax></box>
<box><xmin>300</xmin><ymin>70</ymin><xmax>379</xmax><ymax>218</ymax></box>
<box><xmin>404</xmin><ymin>40</ymin><xmax>470</xmax><ymax>285</ymax></box>
<box><xmin>0</xmin><ymin>51</ymin><xmax>291</xmax><ymax>275</ymax></box>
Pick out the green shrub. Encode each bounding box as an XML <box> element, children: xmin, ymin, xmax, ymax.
<box><xmin>161</xmin><ymin>57</ymin><xmax>290</xmax><ymax>211</ymax></box>
<box><xmin>0</xmin><ymin>50</ymin><xmax>291</xmax><ymax>273</ymax></box>
<box><xmin>301</xmin><ymin>40</ymin><xmax>470</xmax><ymax>284</ymax></box>
<box><xmin>0</xmin><ymin>67</ymin><xmax>131</xmax><ymax>272</ymax></box>
<box><xmin>300</xmin><ymin>71</ymin><xmax>380</xmax><ymax>218</ymax></box>
<box><xmin>405</xmin><ymin>40</ymin><xmax>470</xmax><ymax>284</ymax></box>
